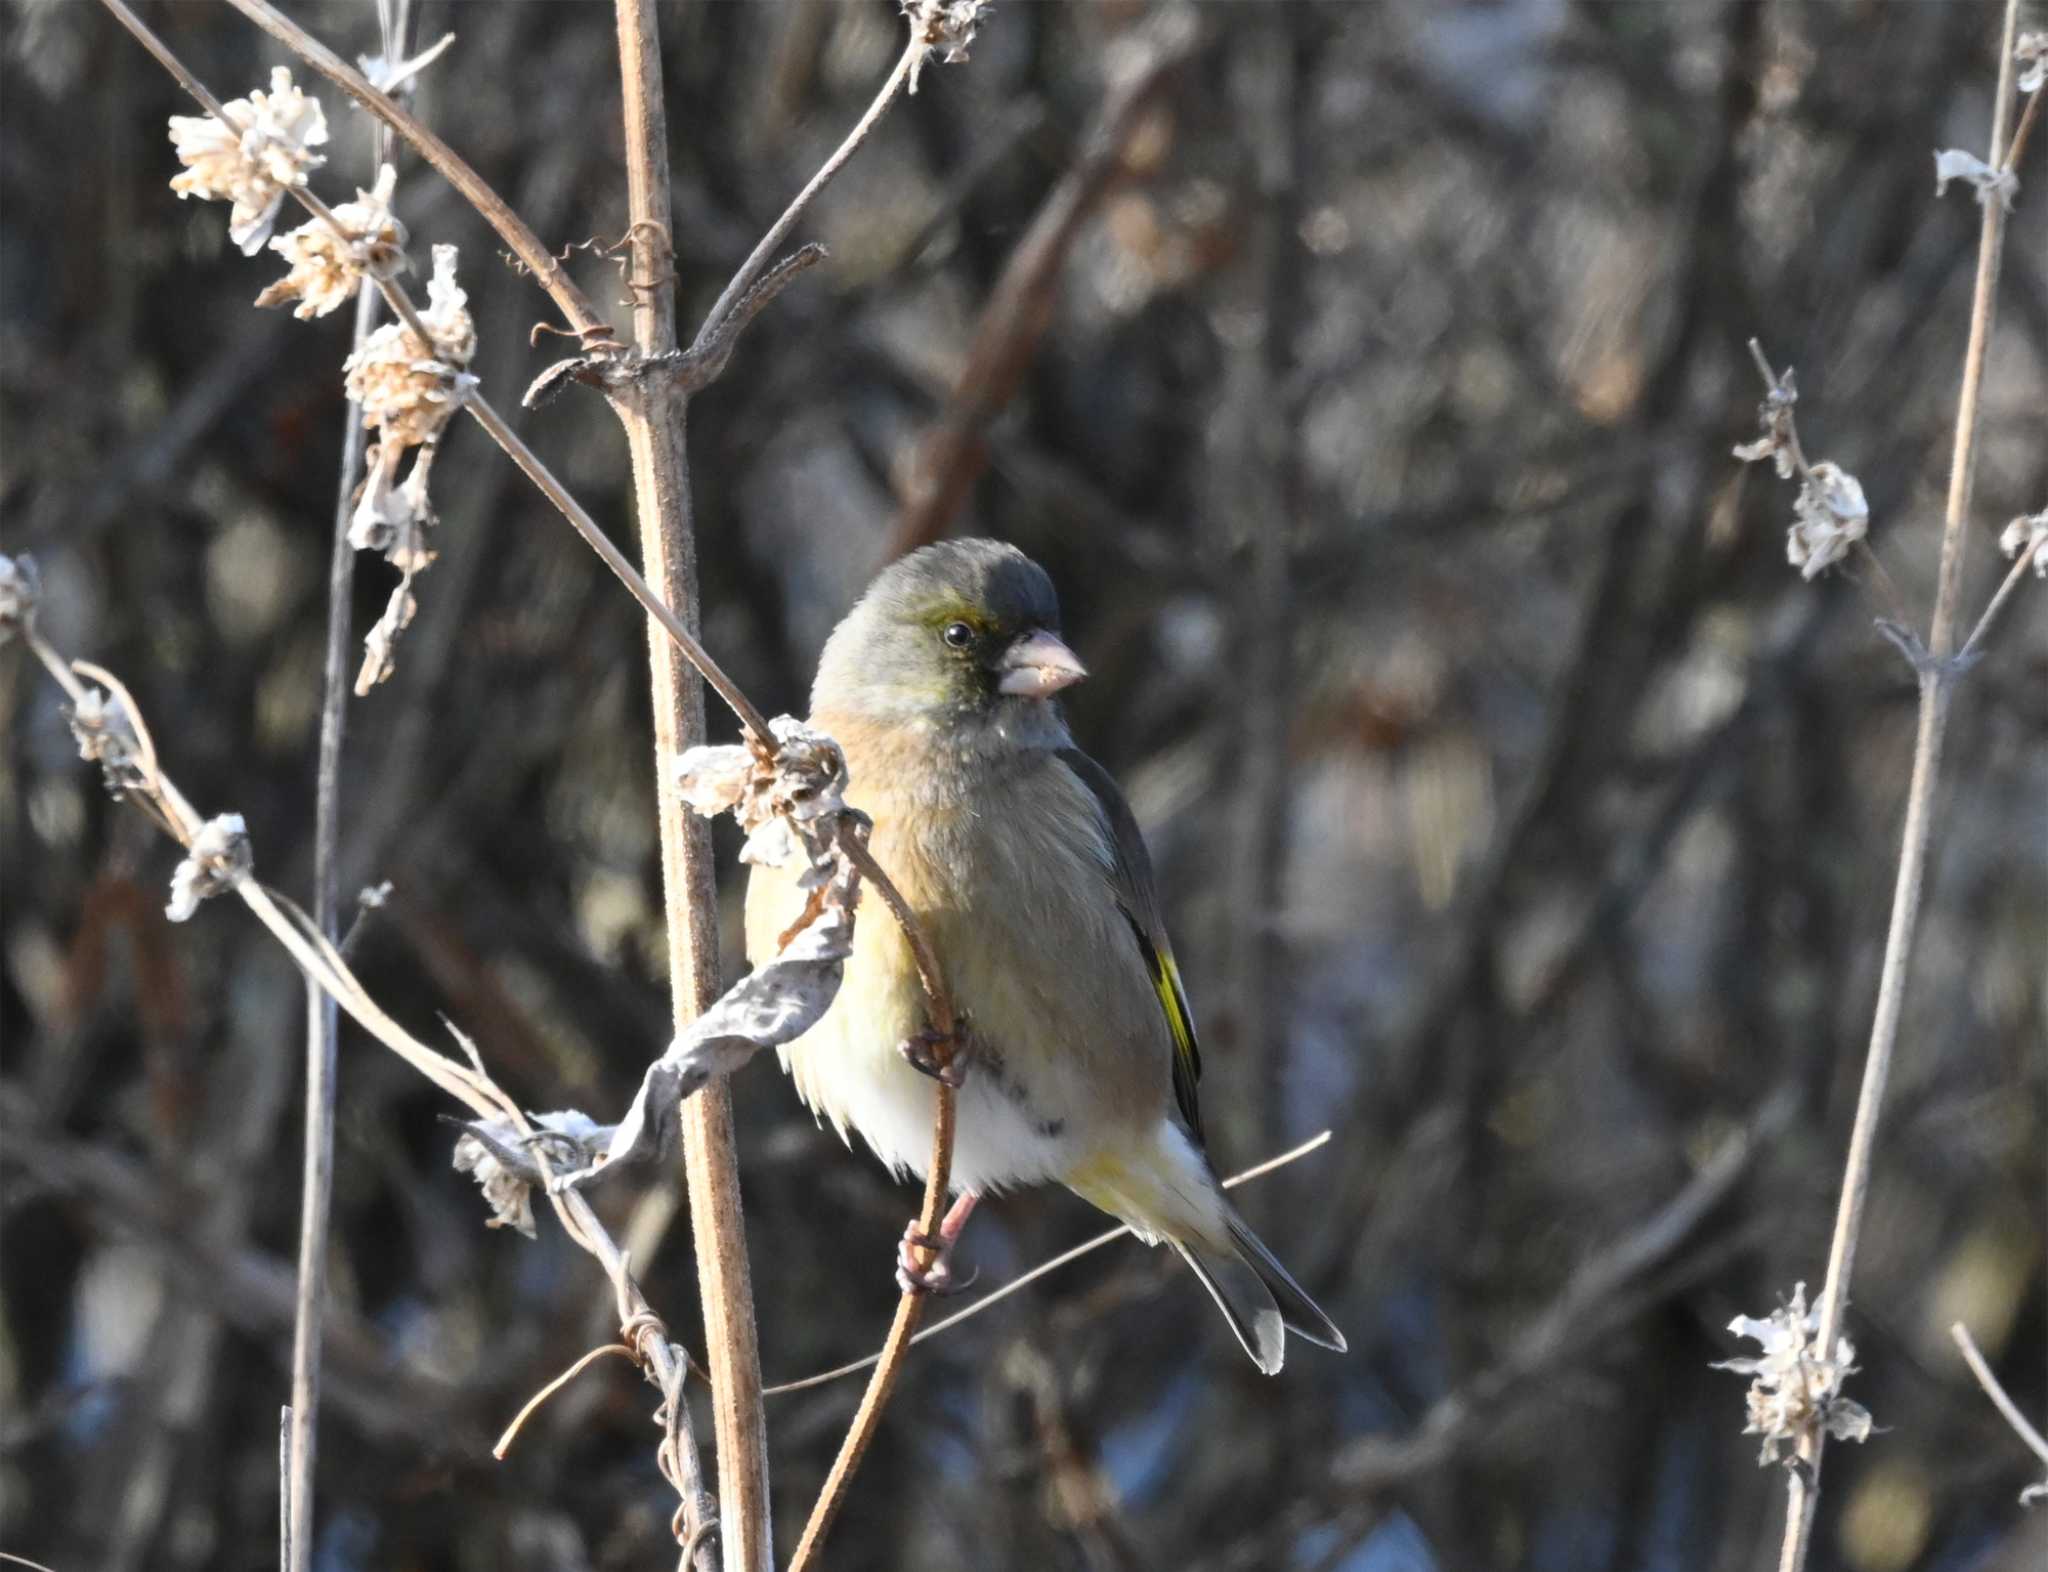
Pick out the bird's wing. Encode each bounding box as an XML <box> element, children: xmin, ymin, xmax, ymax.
<box><xmin>1058</xmin><ymin>748</ymin><xmax>1204</xmax><ymax>1141</ymax></box>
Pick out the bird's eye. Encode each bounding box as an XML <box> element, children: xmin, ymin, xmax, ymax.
<box><xmin>941</xmin><ymin>621</ymin><xmax>974</xmax><ymax>650</ymax></box>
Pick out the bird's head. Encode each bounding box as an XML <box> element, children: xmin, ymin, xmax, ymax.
<box><xmin>811</xmin><ymin>539</ymin><xmax>1086</xmax><ymax>748</ymax></box>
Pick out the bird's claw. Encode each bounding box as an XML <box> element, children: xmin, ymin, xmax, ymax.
<box><xmin>896</xmin><ymin>1223</ymin><xmax>978</xmax><ymax>1296</ymax></box>
<box><xmin>897</xmin><ymin>1019</ymin><xmax>972</xmax><ymax>1088</ymax></box>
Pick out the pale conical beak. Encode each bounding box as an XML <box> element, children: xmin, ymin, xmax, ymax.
<box><xmin>997</xmin><ymin>629</ymin><xmax>1087</xmax><ymax>697</ymax></box>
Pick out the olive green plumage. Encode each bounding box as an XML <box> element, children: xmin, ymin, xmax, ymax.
<box><xmin>745</xmin><ymin>539</ymin><xmax>1343</xmax><ymax>1372</ymax></box>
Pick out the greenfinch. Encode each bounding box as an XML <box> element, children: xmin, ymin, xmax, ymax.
<box><xmin>745</xmin><ymin>539</ymin><xmax>1343</xmax><ymax>1373</ymax></box>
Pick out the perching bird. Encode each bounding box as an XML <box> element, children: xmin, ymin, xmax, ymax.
<box><xmin>745</xmin><ymin>539</ymin><xmax>1344</xmax><ymax>1373</ymax></box>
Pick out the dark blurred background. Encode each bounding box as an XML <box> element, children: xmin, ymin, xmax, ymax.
<box><xmin>2</xmin><ymin>2</ymin><xmax>2045</xmax><ymax>1569</ymax></box>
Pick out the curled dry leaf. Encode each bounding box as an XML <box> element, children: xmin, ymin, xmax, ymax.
<box><xmin>550</xmin><ymin>719</ymin><xmax>860</xmax><ymax>1190</ymax></box>
<box><xmin>1933</xmin><ymin>149</ymin><xmax>2018</xmax><ymax>212</ymax></box>
<box><xmin>452</xmin><ymin>1109</ymin><xmax>615</xmax><ymax>1237</ymax></box>
<box><xmin>1787</xmin><ymin>461</ymin><xmax>1869</xmax><ymax>580</ymax></box>
<box><xmin>165</xmin><ymin>813</ymin><xmax>253</xmax><ymax>922</ymax></box>
<box><xmin>1714</xmin><ymin>1282</ymin><xmax>1873</xmax><ymax>1467</ymax></box>
<box><xmin>256</xmin><ymin>163</ymin><xmax>408</xmax><ymax>320</ymax></box>
<box><xmin>1999</xmin><ymin>509</ymin><xmax>2048</xmax><ymax>577</ymax></box>
<box><xmin>0</xmin><ymin>552</ymin><xmax>39</xmax><ymax>644</ymax></box>
<box><xmin>167</xmin><ymin>66</ymin><xmax>328</xmax><ymax>255</ymax></box>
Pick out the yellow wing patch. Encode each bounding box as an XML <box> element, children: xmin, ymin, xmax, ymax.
<box><xmin>1133</xmin><ymin>924</ymin><xmax>1202</xmax><ymax>1139</ymax></box>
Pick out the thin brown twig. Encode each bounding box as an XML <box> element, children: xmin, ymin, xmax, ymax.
<box><xmin>2000</xmin><ymin>72</ymin><xmax>2043</xmax><ymax>174</ymax></box>
<box><xmin>1955</xmin><ymin>532</ymin><xmax>2040</xmax><ymax>666</ymax></box>
<box><xmin>218</xmin><ymin>0</ymin><xmax>613</xmax><ymax>345</ymax></box>
<box><xmin>492</xmin><ymin>1341</ymin><xmax>638</xmax><ymax>1459</ymax></box>
<box><xmin>1776</xmin><ymin>4</ymin><xmax>2025</xmax><ymax>1566</ymax></box>
<box><xmin>782</xmin><ymin>826</ymin><xmax>961</xmax><ymax>1569</ymax></box>
<box><xmin>690</xmin><ymin>19</ymin><xmax>923</xmax><ymax>355</ymax></box>
<box><xmin>1951</xmin><ymin>1322</ymin><xmax>2048</xmax><ymax>1499</ymax></box>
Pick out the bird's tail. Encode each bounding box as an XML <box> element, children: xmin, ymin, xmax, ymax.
<box><xmin>1173</xmin><ymin>1210</ymin><xmax>1347</xmax><ymax>1376</ymax></box>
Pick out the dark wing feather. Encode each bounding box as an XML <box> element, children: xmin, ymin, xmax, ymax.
<box><xmin>1058</xmin><ymin>748</ymin><xmax>1204</xmax><ymax>1141</ymax></box>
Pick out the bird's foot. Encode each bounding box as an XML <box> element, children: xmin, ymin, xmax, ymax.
<box><xmin>897</xmin><ymin>1016</ymin><xmax>972</xmax><ymax>1089</ymax></box>
<box><xmin>894</xmin><ymin>1192</ymin><xmax>982</xmax><ymax>1296</ymax></box>
<box><xmin>896</xmin><ymin>1222</ymin><xmax>978</xmax><ymax>1296</ymax></box>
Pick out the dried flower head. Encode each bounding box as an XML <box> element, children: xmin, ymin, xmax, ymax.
<box><xmin>1933</xmin><ymin>149</ymin><xmax>2018</xmax><ymax>212</ymax></box>
<box><xmin>168</xmin><ymin>67</ymin><xmax>329</xmax><ymax>255</ymax></box>
<box><xmin>903</xmin><ymin>0</ymin><xmax>989</xmax><ymax>93</ymax></box>
<box><xmin>256</xmin><ymin>163</ymin><xmax>407</xmax><ymax>319</ymax></box>
<box><xmin>1715</xmin><ymin>1283</ymin><xmax>1873</xmax><ymax>1467</ymax></box>
<box><xmin>2000</xmin><ymin>508</ymin><xmax>2048</xmax><ymax>577</ymax></box>
<box><xmin>676</xmin><ymin>718</ymin><xmax>850</xmax><ymax>877</ymax></box>
<box><xmin>69</xmin><ymin>687</ymin><xmax>147</xmax><ymax>797</ymax></box>
<box><xmin>1733</xmin><ymin>368</ymin><xmax>1799</xmax><ymax>480</ymax></box>
<box><xmin>1787</xmin><ymin>461</ymin><xmax>1869</xmax><ymax>580</ymax></box>
<box><xmin>2017</xmin><ymin>31</ymin><xmax>2047</xmax><ymax>95</ymax></box>
<box><xmin>451</xmin><ymin>1110</ymin><xmax>613</xmax><ymax>1237</ymax></box>
<box><xmin>166</xmin><ymin>813</ymin><xmax>253</xmax><ymax>922</ymax></box>
<box><xmin>342</xmin><ymin>244</ymin><xmax>476</xmax><ymax>448</ymax></box>
<box><xmin>0</xmin><ymin>552</ymin><xmax>39</xmax><ymax>645</ymax></box>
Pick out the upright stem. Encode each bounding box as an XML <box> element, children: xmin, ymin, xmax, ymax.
<box><xmin>611</xmin><ymin>5</ymin><xmax>772</xmax><ymax>1569</ymax></box>
<box><xmin>284</xmin><ymin>271</ymin><xmax>378</xmax><ymax>1572</ymax></box>
<box><xmin>1776</xmin><ymin>3</ymin><xmax>2021</xmax><ymax>1565</ymax></box>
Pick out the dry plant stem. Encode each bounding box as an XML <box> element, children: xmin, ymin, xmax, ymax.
<box><xmin>787</xmin><ymin>1085</ymin><xmax>955</xmax><ymax>1572</ymax></box>
<box><xmin>219</xmin><ymin>0</ymin><xmax>611</xmax><ymax>344</ymax></box>
<box><xmin>784</xmin><ymin>833</ymin><xmax>962</xmax><ymax>1570</ymax></box>
<box><xmin>1777</xmin><ymin>4</ymin><xmax>2023</xmax><ymax>1566</ymax></box>
<box><xmin>460</xmin><ymin>391</ymin><xmax>773</xmax><ymax>744</ymax></box>
<box><xmin>611</xmin><ymin>4</ymin><xmax>769</xmax><ymax>1568</ymax></box>
<box><xmin>286</xmin><ymin>266</ymin><xmax>380</xmax><ymax>1572</ymax></box>
<box><xmin>692</xmin><ymin>29</ymin><xmax>919</xmax><ymax>352</ymax></box>
<box><xmin>1955</xmin><ymin>543</ymin><xmax>2039</xmax><ymax>665</ymax></box>
<box><xmin>1951</xmin><ymin>1323</ymin><xmax>2048</xmax><ymax>1481</ymax></box>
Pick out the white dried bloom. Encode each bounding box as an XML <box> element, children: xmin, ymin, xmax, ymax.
<box><xmin>451</xmin><ymin>1110</ymin><xmax>612</xmax><ymax>1237</ymax></box>
<box><xmin>1715</xmin><ymin>1283</ymin><xmax>1873</xmax><ymax>1467</ymax></box>
<box><xmin>1933</xmin><ymin>149</ymin><xmax>2018</xmax><ymax>212</ymax></box>
<box><xmin>166</xmin><ymin>813</ymin><xmax>253</xmax><ymax>922</ymax></box>
<box><xmin>1733</xmin><ymin>371</ymin><xmax>1798</xmax><ymax>480</ymax></box>
<box><xmin>2017</xmin><ymin>32</ymin><xmax>2047</xmax><ymax>95</ymax></box>
<box><xmin>675</xmin><ymin>717</ymin><xmax>850</xmax><ymax>877</ymax></box>
<box><xmin>2000</xmin><ymin>509</ymin><xmax>2048</xmax><ymax>577</ymax></box>
<box><xmin>903</xmin><ymin>0</ymin><xmax>989</xmax><ymax>92</ymax></box>
<box><xmin>1787</xmin><ymin>461</ymin><xmax>1869</xmax><ymax>580</ymax></box>
<box><xmin>0</xmin><ymin>552</ymin><xmax>39</xmax><ymax>645</ymax></box>
<box><xmin>256</xmin><ymin>164</ymin><xmax>407</xmax><ymax>319</ymax></box>
<box><xmin>168</xmin><ymin>67</ymin><xmax>329</xmax><ymax>255</ymax></box>
<box><xmin>70</xmin><ymin>687</ymin><xmax>142</xmax><ymax>791</ymax></box>
<box><xmin>342</xmin><ymin>245</ymin><xmax>476</xmax><ymax>448</ymax></box>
